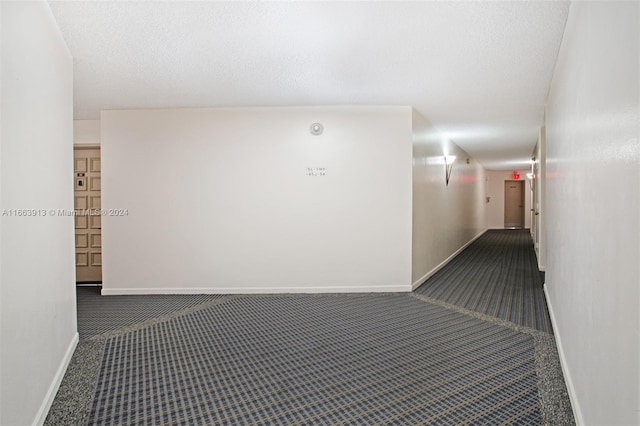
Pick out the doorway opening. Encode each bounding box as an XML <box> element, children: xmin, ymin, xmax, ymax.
<box><xmin>74</xmin><ymin>146</ymin><xmax>102</xmax><ymax>284</ymax></box>
<box><xmin>504</xmin><ymin>180</ymin><xmax>525</xmax><ymax>229</ymax></box>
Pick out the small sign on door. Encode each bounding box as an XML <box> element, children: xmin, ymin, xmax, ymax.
<box><xmin>75</xmin><ymin>177</ymin><xmax>87</xmax><ymax>190</ymax></box>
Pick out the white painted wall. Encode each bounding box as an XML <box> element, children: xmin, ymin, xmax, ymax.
<box><xmin>544</xmin><ymin>1</ymin><xmax>639</xmax><ymax>424</ymax></box>
<box><xmin>101</xmin><ymin>107</ymin><xmax>413</xmax><ymax>294</ymax></box>
<box><xmin>74</xmin><ymin>119</ymin><xmax>100</xmax><ymax>145</ymax></box>
<box><xmin>0</xmin><ymin>2</ymin><xmax>77</xmax><ymax>425</ymax></box>
<box><xmin>486</xmin><ymin>169</ymin><xmax>532</xmax><ymax>229</ymax></box>
<box><xmin>411</xmin><ymin>110</ymin><xmax>487</xmax><ymax>287</ymax></box>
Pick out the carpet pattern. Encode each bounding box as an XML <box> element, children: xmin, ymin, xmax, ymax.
<box><xmin>45</xmin><ymin>229</ymin><xmax>575</xmax><ymax>425</ymax></box>
<box><xmin>77</xmin><ymin>287</ymin><xmax>224</xmax><ymax>339</ymax></box>
<box><xmin>87</xmin><ymin>294</ymin><xmax>542</xmax><ymax>425</ymax></box>
<box><xmin>415</xmin><ymin>230</ymin><xmax>553</xmax><ymax>333</ymax></box>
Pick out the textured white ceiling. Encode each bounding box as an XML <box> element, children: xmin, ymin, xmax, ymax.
<box><xmin>48</xmin><ymin>1</ymin><xmax>569</xmax><ymax>170</ymax></box>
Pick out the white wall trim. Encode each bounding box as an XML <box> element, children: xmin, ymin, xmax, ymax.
<box><xmin>411</xmin><ymin>228</ymin><xmax>488</xmax><ymax>291</ymax></box>
<box><xmin>33</xmin><ymin>332</ymin><xmax>79</xmax><ymax>426</ymax></box>
<box><xmin>543</xmin><ymin>284</ymin><xmax>584</xmax><ymax>425</ymax></box>
<box><xmin>102</xmin><ymin>285</ymin><xmax>412</xmax><ymax>296</ymax></box>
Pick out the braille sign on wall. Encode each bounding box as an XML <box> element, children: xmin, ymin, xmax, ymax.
<box><xmin>306</xmin><ymin>167</ymin><xmax>327</xmax><ymax>177</ymax></box>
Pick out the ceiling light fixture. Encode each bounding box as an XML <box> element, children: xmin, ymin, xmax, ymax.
<box><xmin>310</xmin><ymin>123</ymin><xmax>323</xmax><ymax>136</ymax></box>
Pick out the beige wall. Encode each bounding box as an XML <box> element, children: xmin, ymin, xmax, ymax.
<box><xmin>0</xmin><ymin>2</ymin><xmax>77</xmax><ymax>424</ymax></box>
<box><xmin>101</xmin><ymin>106</ymin><xmax>413</xmax><ymax>294</ymax></box>
<box><xmin>544</xmin><ymin>1</ymin><xmax>639</xmax><ymax>424</ymax></box>
<box><xmin>411</xmin><ymin>109</ymin><xmax>487</xmax><ymax>287</ymax></box>
<box><xmin>74</xmin><ymin>119</ymin><xmax>100</xmax><ymax>145</ymax></box>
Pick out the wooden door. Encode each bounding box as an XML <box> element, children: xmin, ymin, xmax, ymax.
<box><xmin>504</xmin><ymin>180</ymin><xmax>525</xmax><ymax>229</ymax></box>
<box><xmin>74</xmin><ymin>147</ymin><xmax>102</xmax><ymax>282</ymax></box>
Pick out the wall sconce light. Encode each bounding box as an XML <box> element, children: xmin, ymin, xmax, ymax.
<box><xmin>310</xmin><ymin>123</ymin><xmax>323</xmax><ymax>136</ymax></box>
<box><xmin>444</xmin><ymin>155</ymin><xmax>456</xmax><ymax>186</ymax></box>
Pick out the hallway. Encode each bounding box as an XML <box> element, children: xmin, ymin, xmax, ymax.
<box><xmin>415</xmin><ymin>230</ymin><xmax>551</xmax><ymax>333</ymax></box>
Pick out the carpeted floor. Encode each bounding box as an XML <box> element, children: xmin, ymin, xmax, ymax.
<box><xmin>76</xmin><ymin>287</ymin><xmax>224</xmax><ymax>339</ymax></box>
<box><xmin>46</xmin><ymin>229</ymin><xmax>574</xmax><ymax>425</ymax></box>
<box><xmin>89</xmin><ymin>295</ymin><xmax>541</xmax><ymax>425</ymax></box>
<box><xmin>415</xmin><ymin>230</ymin><xmax>552</xmax><ymax>333</ymax></box>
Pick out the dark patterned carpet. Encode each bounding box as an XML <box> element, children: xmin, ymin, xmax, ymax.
<box><xmin>415</xmin><ymin>230</ymin><xmax>552</xmax><ymax>333</ymax></box>
<box><xmin>88</xmin><ymin>295</ymin><xmax>541</xmax><ymax>425</ymax></box>
<box><xmin>45</xmin><ymin>229</ymin><xmax>574</xmax><ymax>425</ymax></box>
<box><xmin>76</xmin><ymin>287</ymin><xmax>223</xmax><ymax>339</ymax></box>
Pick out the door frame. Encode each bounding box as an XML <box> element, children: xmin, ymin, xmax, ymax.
<box><xmin>504</xmin><ymin>179</ymin><xmax>525</xmax><ymax>229</ymax></box>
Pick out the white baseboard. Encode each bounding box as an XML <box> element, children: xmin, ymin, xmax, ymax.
<box><xmin>543</xmin><ymin>284</ymin><xmax>584</xmax><ymax>425</ymax></box>
<box><xmin>536</xmin><ymin>252</ymin><xmax>546</xmax><ymax>272</ymax></box>
<box><xmin>411</xmin><ymin>228</ymin><xmax>488</xmax><ymax>291</ymax></box>
<box><xmin>33</xmin><ymin>332</ymin><xmax>79</xmax><ymax>426</ymax></box>
<box><xmin>101</xmin><ymin>285</ymin><xmax>412</xmax><ymax>296</ymax></box>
